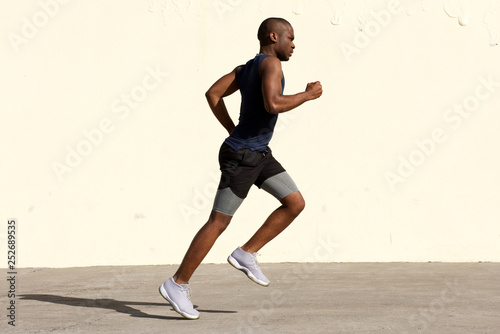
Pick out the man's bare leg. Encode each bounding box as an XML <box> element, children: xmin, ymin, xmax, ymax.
<box><xmin>173</xmin><ymin>210</ymin><xmax>232</xmax><ymax>284</ymax></box>
<box><xmin>241</xmin><ymin>191</ymin><xmax>305</xmax><ymax>254</ymax></box>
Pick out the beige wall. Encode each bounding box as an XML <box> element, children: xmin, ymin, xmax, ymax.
<box><xmin>1</xmin><ymin>0</ymin><xmax>499</xmax><ymax>267</ymax></box>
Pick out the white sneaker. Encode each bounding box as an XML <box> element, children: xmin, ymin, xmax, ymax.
<box><xmin>228</xmin><ymin>247</ymin><xmax>270</xmax><ymax>287</ymax></box>
<box><xmin>159</xmin><ymin>277</ymin><xmax>200</xmax><ymax>319</ymax></box>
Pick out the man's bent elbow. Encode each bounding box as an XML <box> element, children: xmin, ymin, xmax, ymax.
<box><xmin>205</xmin><ymin>90</ymin><xmax>218</xmax><ymax>105</ymax></box>
<box><xmin>265</xmin><ymin>103</ymin><xmax>280</xmax><ymax>114</ymax></box>
<box><xmin>205</xmin><ymin>89</ymin><xmax>212</xmax><ymax>100</ymax></box>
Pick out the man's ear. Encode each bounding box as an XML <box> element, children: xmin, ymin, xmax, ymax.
<box><xmin>269</xmin><ymin>32</ymin><xmax>278</xmax><ymax>43</ymax></box>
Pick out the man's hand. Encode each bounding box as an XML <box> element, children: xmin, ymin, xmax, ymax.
<box><xmin>305</xmin><ymin>81</ymin><xmax>322</xmax><ymax>100</ymax></box>
<box><xmin>261</xmin><ymin>56</ymin><xmax>322</xmax><ymax>114</ymax></box>
<box><xmin>206</xmin><ymin>66</ymin><xmax>241</xmax><ymax>134</ymax></box>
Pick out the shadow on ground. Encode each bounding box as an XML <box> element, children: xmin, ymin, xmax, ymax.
<box><xmin>20</xmin><ymin>294</ymin><xmax>237</xmax><ymax>320</ymax></box>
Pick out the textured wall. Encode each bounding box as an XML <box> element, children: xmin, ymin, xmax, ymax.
<box><xmin>1</xmin><ymin>0</ymin><xmax>499</xmax><ymax>267</ymax></box>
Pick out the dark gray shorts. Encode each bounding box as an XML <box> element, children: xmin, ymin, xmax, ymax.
<box><xmin>212</xmin><ymin>143</ymin><xmax>299</xmax><ymax>216</ymax></box>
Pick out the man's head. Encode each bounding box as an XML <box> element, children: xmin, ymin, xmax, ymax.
<box><xmin>258</xmin><ymin>17</ymin><xmax>295</xmax><ymax>61</ymax></box>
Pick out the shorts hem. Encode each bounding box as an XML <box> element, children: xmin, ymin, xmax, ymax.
<box><xmin>212</xmin><ymin>207</ymin><xmax>235</xmax><ymax>217</ymax></box>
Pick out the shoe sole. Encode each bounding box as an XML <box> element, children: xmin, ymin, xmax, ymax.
<box><xmin>158</xmin><ymin>284</ymin><xmax>200</xmax><ymax>320</ymax></box>
<box><xmin>227</xmin><ymin>255</ymin><xmax>270</xmax><ymax>287</ymax></box>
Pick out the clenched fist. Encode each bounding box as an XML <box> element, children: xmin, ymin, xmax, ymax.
<box><xmin>305</xmin><ymin>81</ymin><xmax>323</xmax><ymax>100</ymax></box>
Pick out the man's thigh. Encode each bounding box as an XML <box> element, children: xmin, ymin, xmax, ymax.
<box><xmin>213</xmin><ymin>143</ymin><xmax>267</xmax><ymax>215</ymax></box>
<box><xmin>255</xmin><ymin>150</ymin><xmax>299</xmax><ymax>201</ymax></box>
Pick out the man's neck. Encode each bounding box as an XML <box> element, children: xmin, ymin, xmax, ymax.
<box><xmin>258</xmin><ymin>46</ymin><xmax>277</xmax><ymax>57</ymax></box>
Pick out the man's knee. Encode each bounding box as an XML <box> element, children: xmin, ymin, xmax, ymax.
<box><xmin>294</xmin><ymin>195</ymin><xmax>306</xmax><ymax>216</ymax></box>
<box><xmin>283</xmin><ymin>191</ymin><xmax>305</xmax><ymax>217</ymax></box>
<box><xmin>208</xmin><ymin>210</ymin><xmax>233</xmax><ymax>232</ymax></box>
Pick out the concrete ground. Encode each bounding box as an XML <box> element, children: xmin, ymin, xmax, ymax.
<box><xmin>1</xmin><ymin>263</ymin><xmax>499</xmax><ymax>334</ymax></box>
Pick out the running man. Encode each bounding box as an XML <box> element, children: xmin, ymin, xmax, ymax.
<box><xmin>159</xmin><ymin>17</ymin><xmax>322</xmax><ymax>319</ymax></box>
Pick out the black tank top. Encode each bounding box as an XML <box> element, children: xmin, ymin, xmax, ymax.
<box><xmin>224</xmin><ymin>54</ymin><xmax>285</xmax><ymax>151</ymax></box>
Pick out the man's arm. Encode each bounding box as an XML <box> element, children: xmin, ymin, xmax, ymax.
<box><xmin>205</xmin><ymin>66</ymin><xmax>241</xmax><ymax>135</ymax></box>
<box><xmin>260</xmin><ymin>56</ymin><xmax>322</xmax><ymax>114</ymax></box>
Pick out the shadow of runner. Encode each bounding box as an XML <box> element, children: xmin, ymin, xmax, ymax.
<box><xmin>20</xmin><ymin>294</ymin><xmax>237</xmax><ymax>320</ymax></box>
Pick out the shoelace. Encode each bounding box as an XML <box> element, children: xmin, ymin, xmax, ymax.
<box><xmin>252</xmin><ymin>252</ymin><xmax>262</xmax><ymax>270</ymax></box>
<box><xmin>181</xmin><ymin>285</ymin><xmax>192</xmax><ymax>300</ymax></box>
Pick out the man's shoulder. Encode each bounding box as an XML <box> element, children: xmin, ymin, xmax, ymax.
<box><xmin>259</xmin><ymin>55</ymin><xmax>281</xmax><ymax>75</ymax></box>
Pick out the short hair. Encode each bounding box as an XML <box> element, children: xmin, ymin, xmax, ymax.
<box><xmin>257</xmin><ymin>17</ymin><xmax>291</xmax><ymax>43</ymax></box>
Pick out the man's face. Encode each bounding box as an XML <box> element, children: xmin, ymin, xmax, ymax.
<box><xmin>276</xmin><ymin>24</ymin><xmax>295</xmax><ymax>61</ymax></box>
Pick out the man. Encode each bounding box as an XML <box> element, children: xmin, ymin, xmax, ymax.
<box><xmin>159</xmin><ymin>17</ymin><xmax>322</xmax><ymax>319</ymax></box>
